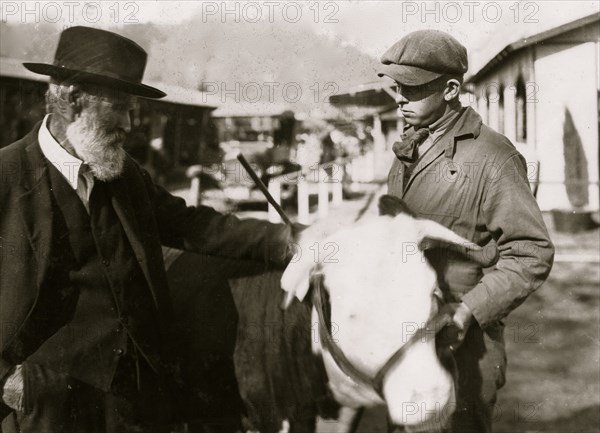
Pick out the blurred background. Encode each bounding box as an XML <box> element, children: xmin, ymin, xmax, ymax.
<box><xmin>1</xmin><ymin>1</ymin><xmax>598</xmax><ymax>432</ymax></box>
<box><xmin>2</xmin><ymin>1</ymin><xmax>598</xmax><ymax>218</ymax></box>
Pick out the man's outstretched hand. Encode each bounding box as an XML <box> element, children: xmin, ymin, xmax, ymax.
<box><xmin>285</xmin><ymin>223</ymin><xmax>308</xmax><ymax>263</ymax></box>
<box><xmin>290</xmin><ymin>222</ymin><xmax>308</xmax><ymax>241</ymax></box>
<box><xmin>1</xmin><ymin>365</ymin><xmax>24</xmax><ymax>413</ymax></box>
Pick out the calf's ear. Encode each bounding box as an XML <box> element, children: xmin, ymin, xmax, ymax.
<box><xmin>417</xmin><ymin>219</ymin><xmax>499</xmax><ymax>267</ymax></box>
<box><xmin>378</xmin><ymin>195</ymin><xmax>416</xmax><ymax>217</ymax></box>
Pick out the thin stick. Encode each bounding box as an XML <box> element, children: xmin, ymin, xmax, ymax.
<box><xmin>236</xmin><ymin>153</ymin><xmax>293</xmax><ymax>226</ymax></box>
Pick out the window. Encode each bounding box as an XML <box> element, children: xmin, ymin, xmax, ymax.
<box><xmin>485</xmin><ymin>87</ymin><xmax>491</xmax><ymax>124</ymax></box>
<box><xmin>495</xmin><ymin>84</ymin><xmax>504</xmax><ymax>134</ymax></box>
<box><xmin>516</xmin><ymin>76</ymin><xmax>527</xmax><ymax>142</ymax></box>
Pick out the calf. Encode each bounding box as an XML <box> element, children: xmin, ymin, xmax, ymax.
<box><xmin>281</xmin><ymin>195</ymin><xmax>496</xmax><ymax>431</ymax></box>
<box><xmin>164</xmin><ymin>249</ymin><xmax>336</xmax><ymax>433</ymax></box>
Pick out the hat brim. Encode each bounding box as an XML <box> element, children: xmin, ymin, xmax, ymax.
<box><xmin>23</xmin><ymin>62</ymin><xmax>166</xmax><ymax>99</ymax></box>
<box><xmin>377</xmin><ymin>64</ymin><xmax>442</xmax><ymax>86</ymax></box>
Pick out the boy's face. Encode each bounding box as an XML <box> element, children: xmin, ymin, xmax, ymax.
<box><xmin>395</xmin><ymin>77</ymin><xmax>449</xmax><ymax>129</ymax></box>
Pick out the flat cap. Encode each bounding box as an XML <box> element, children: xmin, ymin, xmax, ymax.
<box><xmin>378</xmin><ymin>30</ymin><xmax>468</xmax><ymax>86</ymax></box>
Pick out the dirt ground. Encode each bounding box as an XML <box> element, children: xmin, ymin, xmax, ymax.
<box><xmin>492</xmin><ymin>218</ymin><xmax>600</xmax><ymax>433</ymax></box>
<box><xmin>319</xmin><ymin>217</ymin><xmax>600</xmax><ymax>433</ymax></box>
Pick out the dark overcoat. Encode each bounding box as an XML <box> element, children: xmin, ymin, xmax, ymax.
<box><xmin>388</xmin><ymin>106</ymin><xmax>554</xmax><ymax>432</ymax></box>
<box><xmin>0</xmin><ymin>123</ymin><xmax>289</xmax><ymax>416</ymax></box>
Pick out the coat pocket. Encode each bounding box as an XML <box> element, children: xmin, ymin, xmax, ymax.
<box><xmin>408</xmin><ymin>158</ymin><xmax>472</xmax><ymax>222</ymax></box>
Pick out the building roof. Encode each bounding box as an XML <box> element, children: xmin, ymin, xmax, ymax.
<box><xmin>0</xmin><ymin>57</ymin><xmax>218</xmax><ymax>109</ymax></box>
<box><xmin>329</xmin><ymin>81</ymin><xmax>396</xmax><ymax>107</ymax></box>
<box><xmin>0</xmin><ymin>57</ymin><xmax>49</xmax><ymax>83</ymax></box>
<box><xmin>145</xmin><ymin>81</ymin><xmax>218</xmax><ymax>108</ymax></box>
<box><xmin>212</xmin><ymin>101</ymin><xmax>293</xmax><ymax>118</ymax></box>
<box><xmin>468</xmin><ymin>13</ymin><xmax>600</xmax><ymax>83</ymax></box>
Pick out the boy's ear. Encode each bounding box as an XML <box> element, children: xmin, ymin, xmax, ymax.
<box><xmin>444</xmin><ymin>79</ymin><xmax>461</xmax><ymax>101</ymax></box>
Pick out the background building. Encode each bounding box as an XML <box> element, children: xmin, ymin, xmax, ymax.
<box><xmin>465</xmin><ymin>13</ymin><xmax>599</xmax><ymax>212</ymax></box>
<box><xmin>0</xmin><ymin>57</ymin><xmax>219</xmax><ymax>188</ymax></box>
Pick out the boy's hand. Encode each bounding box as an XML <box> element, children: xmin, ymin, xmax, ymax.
<box><xmin>437</xmin><ymin>302</ymin><xmax>474</xmax><ymax>352</ymax></box>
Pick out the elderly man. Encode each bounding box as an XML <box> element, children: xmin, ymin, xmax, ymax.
<box><xmin>377</xmin><ymin>30</ymin><xmax>554</xmax><ymax>432</ymax></box>
<box><xmin>0</xmin><ymin>26</ymin><xmax>292</xmax><ymax>433</ymax></box>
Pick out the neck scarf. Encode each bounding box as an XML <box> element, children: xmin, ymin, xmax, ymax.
<box><xmin>392</xmin><ymin>128</ymin><xmax>430</xmax><ymax>163</ymax></box>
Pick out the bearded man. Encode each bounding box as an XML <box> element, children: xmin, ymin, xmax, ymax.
<box><xmin>0</xmin><ymin>26</ymin><xmax>292</xmax><ymax>433</ymax></box>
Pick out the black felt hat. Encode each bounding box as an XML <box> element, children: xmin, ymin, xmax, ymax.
<box><xmin>23</xmin><ymin>26</ymin><xmax>166</xmax><ymax>99</ymax></box>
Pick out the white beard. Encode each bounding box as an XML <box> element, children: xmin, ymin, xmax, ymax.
<box><xmin>66</xmin><ymin>111</ymin><xmax>127</xmax><ymax>182</ymax></box>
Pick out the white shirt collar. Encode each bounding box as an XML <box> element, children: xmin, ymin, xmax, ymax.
<box><xmin>38</xmin><ymin>114</ymin><xmax>87</xmax><ymax>191</ymax></box>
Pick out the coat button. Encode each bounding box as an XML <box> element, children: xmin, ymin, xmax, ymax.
<box><xmin>102</xmin><ymin>259</ymin><xmax>109</xmax><ymax>267</ymax></box>
<box><xmin>115</xmin><ymin>324</ymin><xmax>124</xmax><ymax>333</ymax></box>
<box><xmin>114</xmin><ymin>348</ymin><xmax>124</xmax><ymax>356</ymax></box>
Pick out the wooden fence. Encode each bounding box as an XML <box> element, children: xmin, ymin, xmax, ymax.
<box><xmin>187</xmin><ymin>151</ymin><xmax>380</xmax><ymax>225</ymax></box>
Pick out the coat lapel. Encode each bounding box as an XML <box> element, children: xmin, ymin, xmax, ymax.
<box><xmin>402</xmin><ymin>107</ymin><xmax>480</xmax><ymax>196</ymax></box>
<box><xmin>15</xmin><ymin>124</ymin><xmax>163</xmax><ymax>313</ymax></box>
<box><xmin>402</xmin><ymin>146</ymin><xmax>446</xmax><ymax>197</ymax></box>
<box><xmin>108</xmin><ymin>171</ymin><xmax>159</xmax><ymax>310</ymax></box>
<box><xmin>17</xmin><ymin>127</ymin><xmax>54</xmax><ymax>288</ymax></box>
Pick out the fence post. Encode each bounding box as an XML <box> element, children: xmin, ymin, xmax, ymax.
<box><xmin>332</xmin><ymin>163</ymin><xmax>343</xmax><ymax>207</ymax></box>
<box><xmin>297</xmin><ymin>176</ymin><xmax>309</xmax><ymax>225</ymax></box>
<box><xmin>268</xmin><ymin>178</ymin><xmax>282</xmax><ymax>223</ymax></box>
<box><xmin>189</xmin><ymin>177</ymin><xmax>201</xmax><ymax>206</ymax></box>
<box><xmin>318</xmin><ymin>168</ymin><xmax>329</xmax><ymax>219</ymax></box>
<box><xmin>187</xmin><ymin>165</ymin><xmax>203</xmax><ymax>206</ymax></box>
<box><xmin>364</xmin><ymin>151</ymin><xmax>374</xmax><ymax>182</ymax></box>
<box><xmin>350</xmin><ymin>158</ymin><xmax>359</xmax><ymax>183</ymax></box>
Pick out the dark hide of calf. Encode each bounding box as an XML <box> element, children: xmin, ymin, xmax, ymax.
<box><xmin>166</xmin><ymin>251</ymin><xmax>254</xmax><ymax>432</ymax></box>
<box><xmin>229</xmin><ymin>272</ymin><xmax>337</xmax><ymax>433</ymax></box>
<box><xmin>165</xmin><ymin>250</ymin><xmax>336</xmax><ymax>433</ymax></box>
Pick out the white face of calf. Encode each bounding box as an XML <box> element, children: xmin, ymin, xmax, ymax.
<box><xmin>281</xmin><ymin>210</ymin><xmax>484</xmax><ymax>429</ymax></box>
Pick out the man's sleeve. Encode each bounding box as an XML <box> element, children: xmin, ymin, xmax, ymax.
<box><xmin>0</xmin><ymin>361</ymin><xmax>12</xmax><ymax>386</ymax></box>
<box><xmin>461</xmin><ymin>153</ymin><xmax>555</xmax><ymax>328</ymax></box>
<box><xmin>142</xmin><ymin>169</ymin><xmax>292</xmax><ymax>267</ymax></box>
